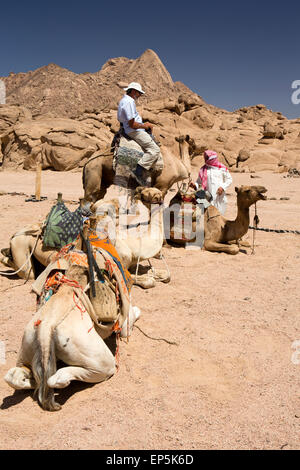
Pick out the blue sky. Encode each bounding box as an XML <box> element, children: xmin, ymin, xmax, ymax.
<box><xmin>1</xmin><ymin>0</ymin><xmax>300</xmax><ymax>118</ymax></box>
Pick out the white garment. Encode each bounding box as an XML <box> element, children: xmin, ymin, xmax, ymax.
<box><xmin>196</xmin><ymin>167</ymin><xmax>232</xmax><ymax>215</ymax></box>
<box><xmin>117</xmin><ymin>94</ymin><xmax>145</xmax><ymax>136</ymax></box>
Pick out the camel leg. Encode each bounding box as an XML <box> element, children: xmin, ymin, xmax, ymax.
<box><xmin>0</xmin><ymin>253</ymin><xmax>14</xmax><ymax>269</ymax></box>
<box><xmin>47</xmin><ymin>309</ymin><xmax>116</xmax><ymax>389</ymax></box>
<box><xmin>9</xmin><ymin>235</ymin><xmax>34</xmax><ymax>279</ymax></box>
<box><xmin>228</xmin><ymin>239</ymin><xmax>251</xmax><ymax>248</ymax></box>
<box><xmin>204</xmin><ymin>239</ymin><xmax>239</xmax><ymax>255</ymax></box>
<box><xmin>5</xmin><ymin>318</ymin><xmax>37</xmax><ymax>390</ymax></box>
<box><xmin>120</xmin><ymin>305</ymin><xmax>141</xmax><ymax>338</ymax></box>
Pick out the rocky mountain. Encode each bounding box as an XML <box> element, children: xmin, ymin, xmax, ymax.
<box><xmin>0</xmin><ymin>49</ymin><xmax>300</xmax><ymax>174</ymax></box>
<box><xmin>1</xmin><ymin>49</ymin><xmax>194</xmax><ymax>117</ymax></box>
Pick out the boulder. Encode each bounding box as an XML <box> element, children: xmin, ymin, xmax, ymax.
<box><xmin>0</xmin><ymin>113</ymin><xmax>113</xmax><ymax>170</ymax></box>
<box><xmin>262</xmin><ymin>121</ymin><xmax>284</xmax><ymax>139</ymax></box>
<box><xmin>239</xmin><ymin>148</ymin><xmax>283</xmax><ymax>171</ymax></box>
<box><xmin>236</xmin><ymin>148</ymin><xmax>250</xmax><ymax>167</ymax></box>
<box><xmin>183</xmin><ymin>107</ymin><xmax>214</xmax><ymax>129</ymax></box>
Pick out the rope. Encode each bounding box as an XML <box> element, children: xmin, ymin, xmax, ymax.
<box><xmin>251</xmin><ymin>202</ymin><xmax>259</xmax><ymax>255</ymax></box>
<box><xmin>82</xmin><ymin>147</ymin><xmax>112</xmax><ymax>171</ymax></box>
<box><xmin>135</xmin><ymin>238</ymin><xmax>142</xmax><ymax>284</ymax></box>
<box><xmin>248</xmin><ymin>226</ymin><xmax>300</xmax><ymax>235</ymax></box>
<box><xmin>0</xmin><ymin>233</ymin><xmax>41</xmax><ymax>277</ymax></box>
<box><xmin>0</xmin><ymin>281</ymin><xmax>27</xmax><ymax>293</ymax></box>
<box><xmin>147</xmin><ymin>250</ymin><xmax>171</xmax><ymax>283</ymax></box>
<box><xmin>134</xmin><ymin>324</ymin><xmax>178</xmax><ymax>346</ymax></box>
<box><xmin>176</xmin><ymin>176</ymin><xmax>192</xmax><ymax>194</ymax></box>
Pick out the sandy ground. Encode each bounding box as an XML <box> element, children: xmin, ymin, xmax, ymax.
<box><xmin>0</xmin><ymin>168</ymin><xmax>299</xmax><ymax>450</ymax></box>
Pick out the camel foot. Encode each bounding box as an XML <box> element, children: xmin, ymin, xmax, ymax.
<box><xmin>239</xmin><ymin>240</ymin><xmax>251</xmax><ymax>248</ymax></box>
<box><xmin>1</xmin><ymin>247</ymin><xmax>12</xmax><ymax>259</ymax></box>
<box><xmin>5</xmin><ymin>366</ymin><xmax>36</xmax><ymax>390</ymax></box>
<box><xmin>0</xmin><ymin>252</ymin><xmax>14</xmax><ymax>268</ymax></box>
<box><xmin>134</xmin><ymin>275</ymin><xmax>156</xmax><ymax>289</ymax></box>
<box><xmin>152</xmin><ymin>269</ymin><xmax>170</xmax><ymax>283</ymax></box>
<box><xmin>204</xmin><ymin>240</ymin><xmax>240</xmax><ymax>255</ymax></box>
<box><xmin>0</xmin><ymin>255</ymin><xmax>10</xmax><ymax>267</ymax></box>
<box><xmin>47</xmin><ymin>370</ymin><xmax>71</xmax><ymax>389</ymax></box>
<box><xmin>228</xmin><ymin>239</ymin><xmax>251</xmax><ymax>248</ymax></box>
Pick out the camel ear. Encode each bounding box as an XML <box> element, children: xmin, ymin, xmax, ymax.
<box><xmin>235</xmin><ymin>186</ymin><xmax>239</xmax><ymax>193</ymax></box>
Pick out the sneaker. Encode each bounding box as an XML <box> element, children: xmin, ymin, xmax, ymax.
<box><xmin>131</xmin><ymin>164</ymin><xmax>151</xmax><ymax>187</ymax></box>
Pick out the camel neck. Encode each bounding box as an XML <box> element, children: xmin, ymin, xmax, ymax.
<box><xmin>234</xmin><ymin>204</ymin><xmax>250</xmax><ymax>238</ymax></box>
<box><xmin>148</xmin><ymin>204</ymin><xmax>164</xmax><ymax>238</ymax></box>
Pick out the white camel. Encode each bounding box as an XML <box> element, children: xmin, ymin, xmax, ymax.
<box><xmin>91</xmin><ymin>186</ymin><xmax>170</xmax><ymax>289</ymax></box>
<box><xmin>4</xmin><ymin>263</ymin><xmax>141</xmax><ymax>411</ymax></box>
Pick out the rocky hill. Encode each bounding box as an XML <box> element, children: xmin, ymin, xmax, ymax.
<box><xmin>1</xmin><ymin>49</ymin><xmax>192</xmax><ymax>117</ymax></box>
<box><xmin>0</xmin><ymin>49</ymin><xmax>300</xmax><ymax>174</ymax></box>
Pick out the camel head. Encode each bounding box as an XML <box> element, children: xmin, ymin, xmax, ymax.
<box><xmin>235</xmin><ymin>185</ymin><xmax>267</xmax><ymax>208</ymax></box>
<box><xmin>134</xmin><ymin>187</ymin><xmax>164</xmax><ymax>207</ymax></box>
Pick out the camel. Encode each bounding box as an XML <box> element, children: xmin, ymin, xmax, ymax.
<box><xmin>90</xmin><ymin>186</ymin><xmax>169</xmax><ymax>288</ymax></box>
<box><xmin>0</xmin><ymin>188</ymin><xmax>169</xmax><ymax>288</ymax></box>
<box><xmin>82</xmin><ymin>135</ymin><xmax>192</xmax><ymax>203</ymax></box>
<box><xmin>167</xmin><ymin>185</ymin><xmax>267</xmax><ymax>254</ymax></box>
<box><xmin>0</xmin><ymin>223</ymin><xmax>59</xmax><ymax>280</ymax></box>
<box><xmin>4</xmin><ymin>263</ymin><xmax>141</xmax><ymax>411</ymax></box>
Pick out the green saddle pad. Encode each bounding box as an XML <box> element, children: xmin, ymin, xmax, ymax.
<box><xmin>43</xmin><ymin>202</ymin><xmax>83</xmax><ymax>249</ymax></box>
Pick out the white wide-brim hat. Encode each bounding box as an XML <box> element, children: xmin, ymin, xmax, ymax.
<box><xmin>123</xmin><ymin>82</ymin><xmax>145</xmax><ymax>94</ymax></box>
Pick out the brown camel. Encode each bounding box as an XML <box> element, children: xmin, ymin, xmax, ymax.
<box><xmin>82</xmin><ymin>135</ymin><xmax>191</xmax><ymax>203</ymax></box>
<box><xmin>167</xmin><ymin>185</ymin><xmax>267</xmax><ymax>254</ymax></box>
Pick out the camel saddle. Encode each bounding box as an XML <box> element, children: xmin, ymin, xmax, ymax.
<box><xmin>42</xmin><ymin>200</ymin><xmax>84</xmax><ymax>249</ymax></box>
<box><xmin>112</xmin><ymin>127</ymin><xmax>160</xmax><ymax>188</ymax></box>
<box><xmin>32</xmin><ymin>233</ymin><xmax>132</xmax><ymax>328</ymax></box>
<box><xmin>167</xmin><ymin>189</ymin><xmax>211</xmax><ymax>245</ymax></box>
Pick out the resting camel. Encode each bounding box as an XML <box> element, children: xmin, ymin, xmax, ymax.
<box><xmin>167</xmin><ymin>185</ymin><xmax>267</xmax><ymax>254</ymax></box>
<box><xmin>4</xmin><ymin>263</ymin><xmax>141</xmax><ymax>411</ymax></box>
<box><xmin>0</xmin><ymin>188</ymin><xmax>168</xmax><ymax>288</ymax></box>
<box><xmin>90</xmin><ymin>186</ymin><xmax>169</xmax><ymax>288</ymax></box>
<box><xmin>82</xmin><ymin>135</ymin><xmax>191</xmax><ymax>203</ymax></box>
<box><xmin>0</xmin><ymin>224</ymin><xmax>59</xmax><ymax>280</ymax></box>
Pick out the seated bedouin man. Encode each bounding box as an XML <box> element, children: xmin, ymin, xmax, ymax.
<box><xmin>117</xmin><ymin>82</ymin><xmax>164</xmax><ymax>186</ymax></box>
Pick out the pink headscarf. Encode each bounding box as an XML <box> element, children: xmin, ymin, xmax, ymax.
<box><xmin>198</xmin><ymin>150</ymin><xmax>228</xmax><ymax>190</ymax></box>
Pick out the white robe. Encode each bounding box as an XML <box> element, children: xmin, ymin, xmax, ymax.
<box><xmin>196</xmin><ymin>166</ymin><xmax>232</xmax><ymax>215</ymax></box>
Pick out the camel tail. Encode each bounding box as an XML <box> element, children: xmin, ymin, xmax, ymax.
<box><xmin>32</xmin><ymin>321</ymin><xmax>61</xmax><ymax>411</ymax></box>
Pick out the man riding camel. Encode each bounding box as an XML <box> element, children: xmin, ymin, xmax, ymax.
<box><xmin>117</xmin><ymin>82</ymin><xmax>164</xmax><ymax>186</ymax></box>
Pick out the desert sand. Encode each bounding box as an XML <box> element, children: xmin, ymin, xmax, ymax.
<box><xmin>0</xmin><ymin>168</ymin><xmax>299</xmax><ymax>450</ymax></box>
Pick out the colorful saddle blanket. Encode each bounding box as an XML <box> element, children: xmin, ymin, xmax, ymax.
<box><xmin>32</xmin><ymin>232</ymin><xmax>133</xmax><ymax>329</ymax></box>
